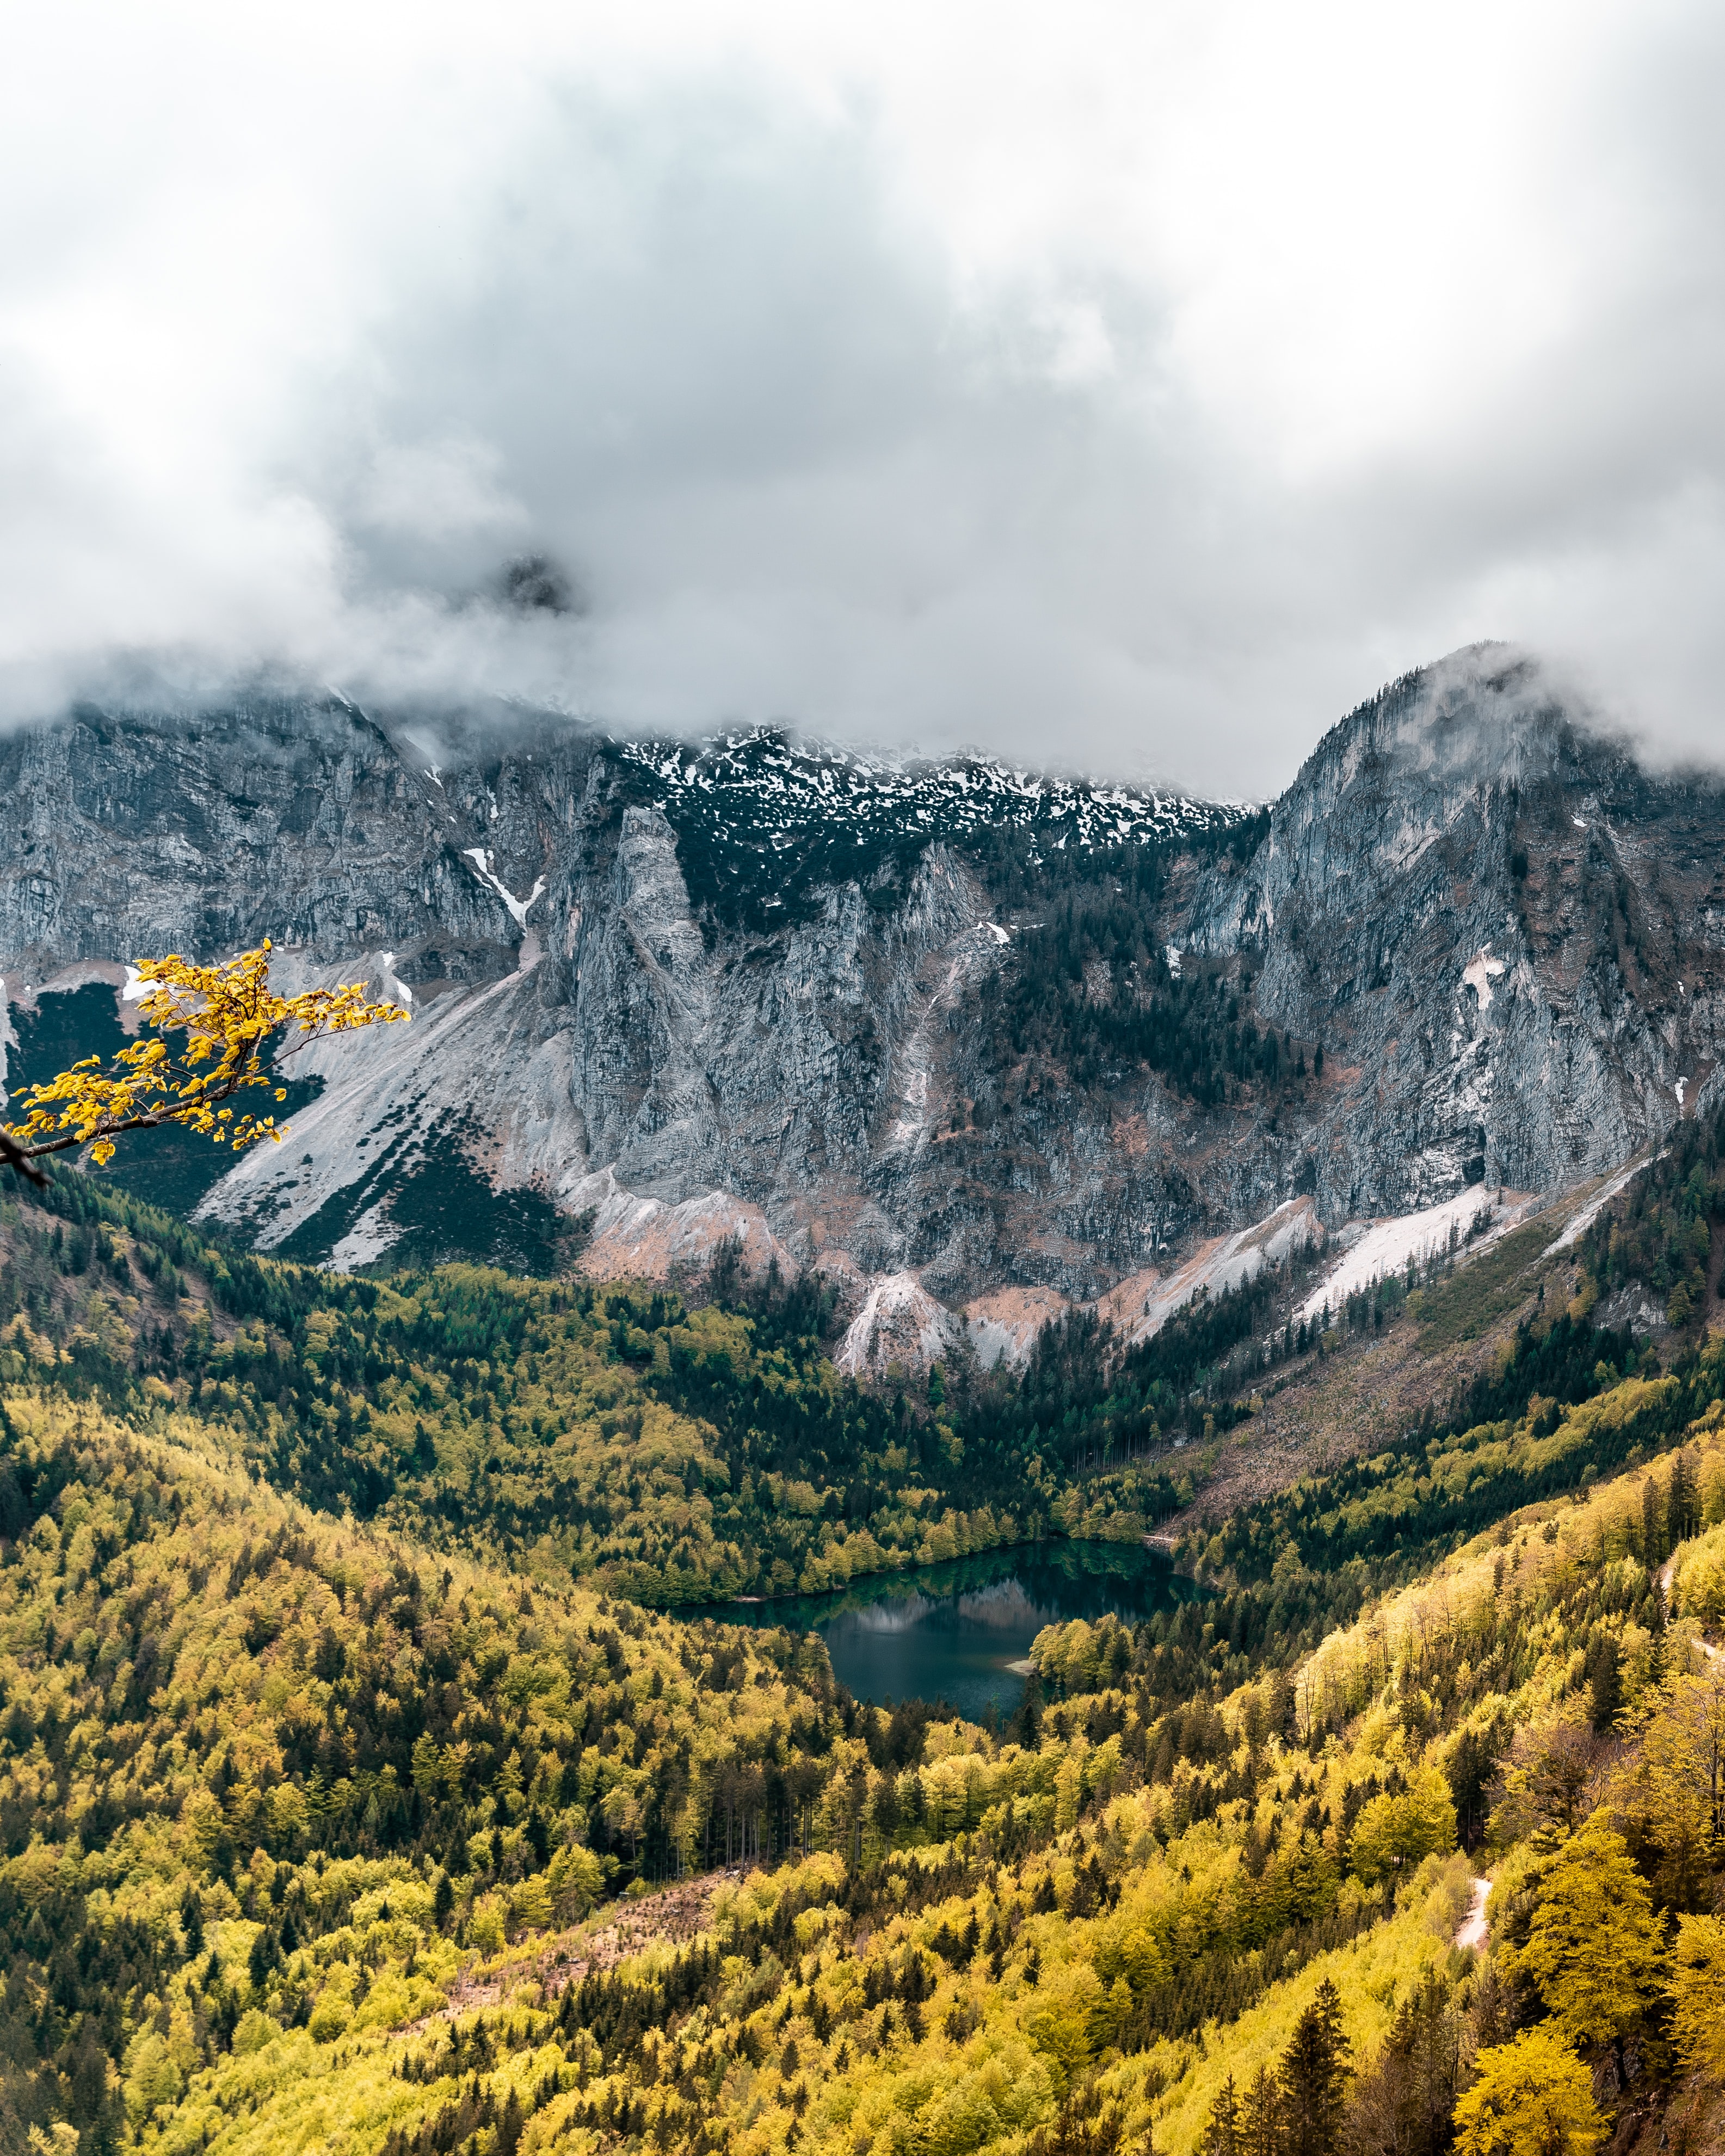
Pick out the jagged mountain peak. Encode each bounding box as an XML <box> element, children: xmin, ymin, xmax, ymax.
<box><xmin>1182</xmin><ymin>644</ymin><xmax>1725</xmax><ymax>1220</ymax></box>
<box><xmin>4</xmin><ymin>656</ymin><xmax>1723</xmax><ymax>1317</ymax></box>
<box><xmin>1194</xmin><ymin>643</ymin><xmax>1718</xmax><ymax>965</ymax></box>
<box><xmin>1291</xmin><ymin>642</ymin><xmax>1652</xmax><ymax>804</ymax></box>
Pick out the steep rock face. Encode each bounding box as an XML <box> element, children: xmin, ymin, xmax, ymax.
<box><xmin>0</xmin><ymin>698</ymin><xmax>532</xmax><ymax>985</ymax></box>
<box><xmin>559</xmin><ymin>801</ymin><xmax>979</xmax><ymax>1248</ymax></box>
<box><xmin>0</xmin><ymin>701</ymin><xmax>1227</xmax><ymax>1289</ymax></box>
<box><xmin>835</xmin><ymin>1272</ymin><xmax>963</xmax><ymax>1381</ymax></box>
<box><xmin>1179</xmin><ymin>648</ymin><xmax>1725</xmax><ymax>1219</ymax></box>
<box><xmin>4</xmin><ymin>650</ymin><xmax>1722</xmax><ymax>1320</ymax></box>
<box><xmin>178</xmin><ymin>764</ymin><xmax>993</xmax><ymax>1271</ymax></box>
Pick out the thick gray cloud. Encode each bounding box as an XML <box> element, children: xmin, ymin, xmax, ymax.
<box><xmin>2</xmin><ymin>3</ymin><xmax>1723</xmax><ymax>794</ymax></box>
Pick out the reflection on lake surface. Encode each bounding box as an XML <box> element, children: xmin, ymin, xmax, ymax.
<box><xmin>723</xmin><ymin>1542</ymin><xmax>1200</xmax><ymax>1720</ymax></box>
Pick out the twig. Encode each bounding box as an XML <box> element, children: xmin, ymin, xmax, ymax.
<box><xmin>0</xmin><ymin>1133</ymin><xmax>48</xmax><ymax>1188</ymax></box>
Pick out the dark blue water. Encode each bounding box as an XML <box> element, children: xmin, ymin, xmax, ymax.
<box><xmin>722</xmin><ymin>1541</ymin><xmax>1200</xmax><ymax>1720</ymax></box>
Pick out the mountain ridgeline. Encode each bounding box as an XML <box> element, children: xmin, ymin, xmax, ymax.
<box><xmin>3</xmin><ymin>645</ymin><xmax>1721</xmax><ymax>1310</ymax></box>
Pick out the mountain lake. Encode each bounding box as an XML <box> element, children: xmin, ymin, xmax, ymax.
<box><xmin>722</xmin><ymin>1540</ymin><xmax>1202</xmax><ymax>1720</ymax></box>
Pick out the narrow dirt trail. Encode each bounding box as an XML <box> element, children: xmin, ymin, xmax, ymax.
<box><xmin>1454</xmin><ymin>1876</ymin><xmax>1490</xmax><ymax>1952</ymax></box>
<box><xmin>1659</xmin><ymin>1550</ymin><xmax>1722</xmax><ymax>1660</ymax></box>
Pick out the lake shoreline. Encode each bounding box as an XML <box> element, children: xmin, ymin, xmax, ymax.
<box><xmin>717</xmin><ymin>1538</ymin><xmax>1202</xmax><ymax>1720</ymax></box>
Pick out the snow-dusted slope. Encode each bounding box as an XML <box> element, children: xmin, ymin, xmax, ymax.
<box><xmin>618</xmin><ymin>728</ymin><xmax>1243</xmax><ymax>868</ymax></box>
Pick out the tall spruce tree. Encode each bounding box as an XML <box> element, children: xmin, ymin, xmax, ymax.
<box><xmin>1668</xmin><ymin>1447</ymin><xmax>1698</xmax><ymax>1547</ymax></box>
<box><xmin>1643</xmin><ymin>1474</ymin><xmax>1666</xmax><ymax>1567</ymax></box>
<box><xmin>1198</xmin><ymin>2075</ymin><xmax>1241</xmax><ymax>2156</ymax></box>
<box><xmin>1278</xmin><ymin>1978</ymin><xmax>1351</xmax><ymax>2156</ymax></box>
<box><xmin>1239</xmin><ymin>2065</ymin><xmax>1283</xmax><ymax>2156</ymax></box>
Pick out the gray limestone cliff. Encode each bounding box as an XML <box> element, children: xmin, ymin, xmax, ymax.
<box><xmin>2</xmin><ymin>647</ymin><xmax>1721</xmax><ymax>1310</ymax></box>
<box><xmin>1179</xmin><ymin>648</ymin><xmax>1725</xmax><ymax>1221</ymax></box>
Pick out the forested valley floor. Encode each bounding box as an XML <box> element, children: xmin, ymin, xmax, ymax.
<box><xmin>4</xmin><ymin>1115</ymin><xmax>1725</xmax><ymax>2155</ymax></box>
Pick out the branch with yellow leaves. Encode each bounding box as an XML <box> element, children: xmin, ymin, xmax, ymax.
<box><xmin>1</xmin><ymin>941</ymin><xmax>409</xmax><ymax>1173</ymax></box>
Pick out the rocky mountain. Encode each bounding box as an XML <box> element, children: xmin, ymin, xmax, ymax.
<box><xmin>1184</xmin><ymin>649</ymin><xmax>1725</xmax><ymax>1212</ymax></box>
<box><xmin>2</xmin><ymin>645</ymin><xmax>1722</xmax><ymax>1361</ymax></box>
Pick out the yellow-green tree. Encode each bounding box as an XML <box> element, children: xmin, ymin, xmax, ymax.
<box><xmin>2</xmin><ymin>940</ymin><xmax>406</xmax><ymax>1173</ymax></box>
<box><xmin>1669</xmin><ymin>1914</ymin><xmax>1725</xmax><ymax>2082</ymax></box>
<box><xmin>1515</xmin><ymin>1819</ymin><xmax>1663</xmax><ymax>2072</ymax></box>
<box><xmin>1348</xmin><ymin>1766</ymin><xmax>1458</xmax><ymax>1886</ymax></box>
<box><xmin>1025</xmin><ymin>1964</ymin><xmax>1103</xmax><ymax>2096</ymax></box>
<box><xmin>1452</xmin><ymin>2027</ymin><xmax>1606</xmax><ymax>2155</ymax></box>
<box><xmin>1621</xmin><ymin>1657</ymin><xmax>1725</xmax><ymax>1877</ymax></box>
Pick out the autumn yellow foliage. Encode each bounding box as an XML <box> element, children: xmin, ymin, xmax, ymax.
<box><xmin>1668</xmin><ymin>1914</ymin><xmax>1725</xmax><ymax>2080</ymax></box>
<box><xmin>2</xmin><ymin>940</ymin><xmax>406</xmax><ymax>1166</ymax></box>
<box><xmin>1452</xmin><ymin>2026</ymin><xmax>1605</xmax><ymax>2155</ymax></box>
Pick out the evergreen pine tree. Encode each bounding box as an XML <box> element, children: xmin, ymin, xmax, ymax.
<box><xmin>1239</xmin><ymin>2065</ymin><xmax>1282</xmax><ymax>2156</ymax></box>
<box><xmin>1342</xmin><ymin>1967</ymin><xmax>1464</xmax><ymax>2156</ymax></box>
<box><xmin>1278</xmin><ymin>1977</ymin><xmax>1351</xmax><ymax>2156</ymax></box>
<box><xmin>494</xmin><ymin>2087</ymin><xmax>525</xmax><ymax>2156</ymax></box>
<box><xmin>1668</xmin><ymin>1447</ymin><xmax>1697</xmax><ymax>1546</ymax></box>
<box><xmin>1198</xmin><ymin>2074</ymin><xmax>1240</xmax><ymax>2156</ymax></box>
<box><xmin>1642</xmin><ymin>1474</ymin><xmax>1665</xmax><ymax>1566</ymax></box>
<box><xmin>1587</xmin><ymin>1635</ymin><xmax>1621</xmax><ymax>1735</ymax></box>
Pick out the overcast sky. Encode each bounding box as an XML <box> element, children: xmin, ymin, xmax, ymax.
<box><xmin>3</xmin><ymin>1</ymin><xmax>1722</xmax><ymax>795</ymax></box>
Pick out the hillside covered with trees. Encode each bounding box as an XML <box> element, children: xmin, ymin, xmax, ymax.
<box><xmin>7</xmin><ymin>1350</ymin><xmax>1725</xmax><ymax>2155</ymax></box>
<box><xmin>2</xmin><ymin>1106</ymin><xmax>1725</xmax><ymax>2153</ymax></box>
<box><xmin>0</xmin><ymin>1167</ymin><xmax>1174</xmax><ymax>1606</ymax></box>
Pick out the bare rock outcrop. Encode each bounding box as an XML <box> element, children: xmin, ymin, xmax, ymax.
<box><xmin>3</xmin><ymin>649</ymin><xmax>1721</xmax><ymax>1316</ymax></box>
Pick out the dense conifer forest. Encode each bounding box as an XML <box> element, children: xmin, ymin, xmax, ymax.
<box><xmin>960</xmin><ymin>821</ymin><xmax>1309</xmax><ymax>1111</ymax></box>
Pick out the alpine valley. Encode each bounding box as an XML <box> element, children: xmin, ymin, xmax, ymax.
<box><xmin>4</xmin><ymin>642</ymin><xmax>1725</xmax><ymax>2156</ymax></box>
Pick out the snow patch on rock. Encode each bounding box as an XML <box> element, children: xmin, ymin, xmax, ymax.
<box><xmin>462</xmin><ymin>848</ymin><xmax>545</xmax><ymax>929</ymax></box>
